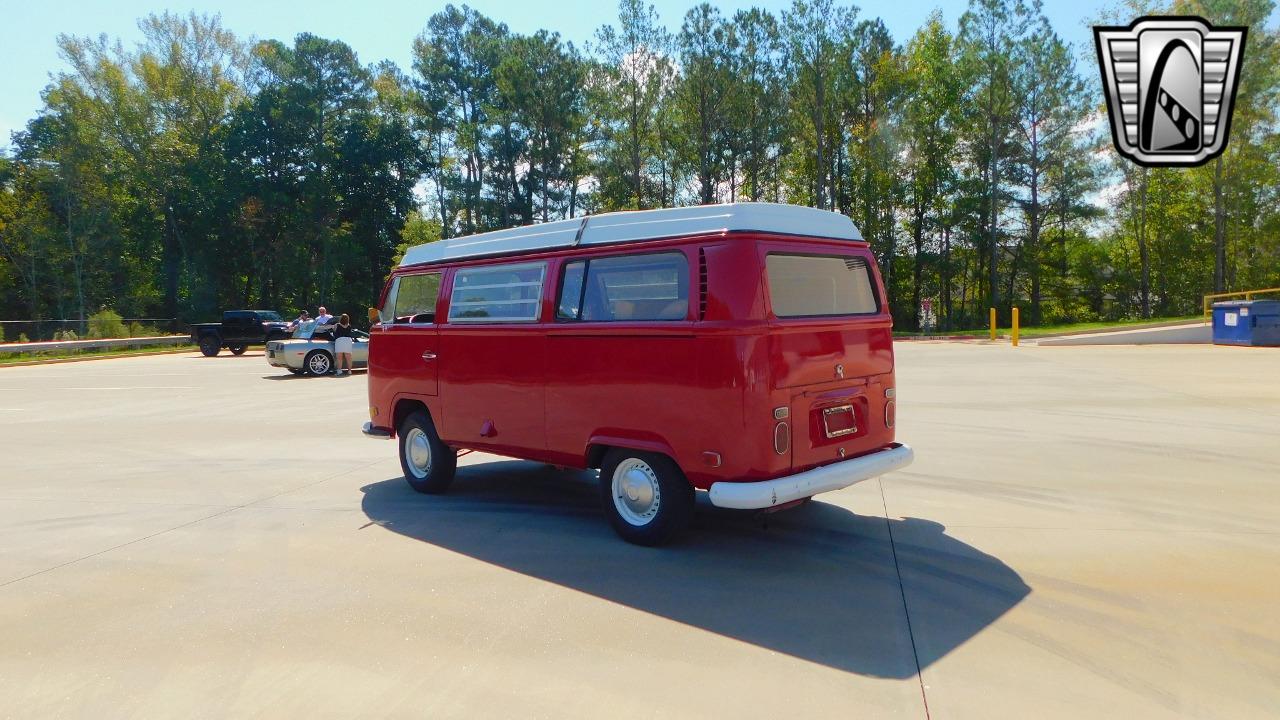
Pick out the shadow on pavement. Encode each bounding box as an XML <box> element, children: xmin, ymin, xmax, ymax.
<box><xmin>361</xmin><ymin>460</ymin><xmax>1029</xmax><ymax>678</ymax></box>
<box><xmin>262</xmin><ymin>369</ymin><xmax>366</xmax><ymax>380</ymax></box>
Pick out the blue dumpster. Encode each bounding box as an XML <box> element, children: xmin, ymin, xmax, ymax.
<box><xmin>1212</xmin><ymin>300</ymin><xmax>1280</xmax><ymax>346</ymax></box>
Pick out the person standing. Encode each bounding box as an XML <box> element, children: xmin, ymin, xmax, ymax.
<box><xmin>332</xmin><ymin>313</ymin><xmax>355</xmax><ymax>376</ymax></box>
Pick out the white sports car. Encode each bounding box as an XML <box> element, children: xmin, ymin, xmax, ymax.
<box><xmin>265</xmin><ymin>321</ymin><xmax>369</xmax><ymax>375</ymax></box>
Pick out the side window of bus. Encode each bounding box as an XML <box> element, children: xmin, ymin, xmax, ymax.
<box><xmin>389</xmin><ymin>273</ymin><xmax>442</xmax><ymax>324</ymax></box>
<box><xmin>557</xmin><ymin>252</ymin><xmax>688</xmax><ymax>322</ymax></box>
<box><xmin>447</xmin><ymin>262</ymin><xmax>547</xmax><ymax>323</ymax></box>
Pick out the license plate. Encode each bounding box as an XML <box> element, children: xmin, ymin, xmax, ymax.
<box><xmin>822</xmin><ymin>405</ymin><xmax>858</xmax><ymax>438</ymax></box>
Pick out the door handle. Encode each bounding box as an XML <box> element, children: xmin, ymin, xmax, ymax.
<box><xmin>421</xmin><ymin>351</ymin><xmax>437</xmax><ymax>361</ymax></box>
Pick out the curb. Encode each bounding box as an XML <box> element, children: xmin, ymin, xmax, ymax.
<box><xmin>0</xmin><ymin>347</ymin><xmax>197</xmax><ymax>368</ymax></box>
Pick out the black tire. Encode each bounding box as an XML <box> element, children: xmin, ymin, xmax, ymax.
<box><xmin>398</xmin><ymin>410</ymin><xmax>457</xmax><ymax>494</ymax></box>
<box><xmin>303</xmin><ymin>350</ymin><xmax>333</xmax><ymax>376</ymax></box>
<box><xmin>599</xmin><ymin>449</ymin><xmax>694</xmax><ymax>546</ymax></box>
<box><xmin>229</xmin><ymin>344</ymin><xmax>248</xmax><ymax>355</ymax></box>
<box><xmin>199</xmin><ymin>337</ymin><xmax>221</xmax><ymax>357</ymax></box>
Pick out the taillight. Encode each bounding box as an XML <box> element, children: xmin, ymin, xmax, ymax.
<box><xmin>884</xmin><ymin>400</ymin><xmax>896</xmax><ymax>429</ymax></box>
<box><xmin>774</xmin><ymin>421</ymin><xmax>790</xmax><ymax>455</ymax></box>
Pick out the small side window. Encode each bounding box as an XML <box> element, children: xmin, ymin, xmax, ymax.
<box><xmin>390</xmin><ymin>273</ymin><xmax>442</xmax><ymax>324</ymax></box>
<box><xmin>448</xmin><ymin>262</ymin><xmax>547</xmax><ymax>323</ymax></box>
<box><xmin>557</xmin><ymin>261</ymin><xmax>586</xmax><ymax>320</ymax></box>
<box><xmin>377</xmin><ymin>278</ymin><xmax>400</xmax><ymax>325</ymax></box>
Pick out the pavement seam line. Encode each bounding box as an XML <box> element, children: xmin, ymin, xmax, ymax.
<box><xmin>880</xmin><ymin>477</ymin><xmax>932</xmax><ymax>720</ymax></box>
<box><xmin>0</xmin><ymin>459</ymin><xmax>385</xmax><ymax>590</ymax></box>
<box><xmin>0</xmin><ymin>505</ymin><xmax>241</xmax><ymax>589</ymax></box>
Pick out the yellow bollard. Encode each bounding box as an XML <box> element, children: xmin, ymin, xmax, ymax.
<box><xmin>989</xmin><ymin>307</ymin><xmax>997</xmax><ymax>341</ymax></box>
<box><xmin>1012</xmin><ymin>307</ymin><xmax>1020</xmax><ymax>347</ymax></box>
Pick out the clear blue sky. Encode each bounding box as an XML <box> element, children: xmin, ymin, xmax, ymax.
<box><xmin>2</xmin><ymin>0</ymin><xmax>1114</xmax><ymax>151</ymax></box>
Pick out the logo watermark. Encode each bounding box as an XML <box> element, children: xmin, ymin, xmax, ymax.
<box><xmin>1094</xmin><ymin>16</ymin><xmax>1246</xmax><ymax>167</ymax></box>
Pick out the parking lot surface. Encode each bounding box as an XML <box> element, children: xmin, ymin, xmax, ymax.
<box><xmin>1</xmin><ymin>344</ymin><xmax>1277</xmax><ymax>718</ymax></box>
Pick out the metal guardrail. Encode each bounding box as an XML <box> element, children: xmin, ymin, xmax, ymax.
<box><xmin>1203</xmin><ymin>287</ymin><xmax>1280</xmax><ymax>319</ymax></box>
<box><xmin>0</xmin><ymin>318</ymin><xmax>181</xmax><ymax>340</ymax></box>
<box><xmin>0</xmin><ymin>336</ymin><xmax>191</xmax><ymax>355</ymax></box>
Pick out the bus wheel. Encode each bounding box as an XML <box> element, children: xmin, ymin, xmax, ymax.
<box><xmin>600</xmin><ymin>449</ymin><xmax>693</xmax><ymax>546</ymax></box>
<box><xmin>399</xmin><ymin>410</ymin><xmax>456</xmax><ymax>494</ymax></box>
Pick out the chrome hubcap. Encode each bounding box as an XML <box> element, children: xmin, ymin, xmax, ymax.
<box><xmin>309</xmin><ymin>354</ymin><xmax>330</xmax><ymax>374</ymax></box>
<box><xmin>404</xmin><ymin>428</ymin><xmax>432</xmax><ymax>478</ymax></box>
<box><xmin>611</xmin><ymin>458</ymin><xmax>661</xmax><ymax>526</ymax></box>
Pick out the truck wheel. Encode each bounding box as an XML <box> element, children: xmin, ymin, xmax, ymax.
<box><xmin>398</xmin><ymin>410</ymin><xmax>456</xmax><ymax>494</ymax></box>
<box><xmin>199</xmin><ymin>338</ymin><xmax>220</xmax><ymax>357</ymax></box>
<box><xmin>599</xmin><ymin>449</ymin><xmax>694</xmax><ymax>546</ymax></box>
<box><xmin>229</xmin><ymin>344</ymin><xmax>248</xmax><ymax>355</ymax></box>
<box><xmin>304</xmin><ymin>350</ymin><xmax>332</xmax><ymax>375</ymax></box>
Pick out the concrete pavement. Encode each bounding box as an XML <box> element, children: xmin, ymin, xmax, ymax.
<box><xmin>0</xmin><ymin>344</ymin><xmax>1276</xmax><ymax>718</ymax></box>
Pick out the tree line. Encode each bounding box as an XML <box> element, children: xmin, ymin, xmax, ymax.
<box><xmin>0</xmin><ymin>0</ymin><xmax>1277</xmax><ymax>338</ymax></box>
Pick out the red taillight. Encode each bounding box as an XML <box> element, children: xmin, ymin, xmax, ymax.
<box><xmin>884</xmin><ymin>400</ymin><xmax>896</xmax><ymax>429</ymax></box>
<box><xmin>774</xmin><ymin>421</ymin><xmax>790</xmax><ymax>455</ymax></box>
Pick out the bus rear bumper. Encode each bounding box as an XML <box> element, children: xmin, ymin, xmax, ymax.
<box><xmin>707</xmin><ymin>443</ymin><xmax>914</xmax><ymax>510</ymax></box>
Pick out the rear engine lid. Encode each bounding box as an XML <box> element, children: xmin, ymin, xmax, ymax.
<box><xmin>769</xmin><ymin>323</ymin><xmax>893</xmax><ymax>388</ymax></box>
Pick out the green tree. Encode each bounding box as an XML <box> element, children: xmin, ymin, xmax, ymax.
<box><xmin>727</xmin><ymin>9</ymin><xmax>787</xmax><ymax>202</ymax></box>
<box><xmin>414</xmin><ymin>5</ymin><xmax>508</xmax><ymax>234</ymax></box>
<box><xmin>958</xmin><ymin>0</ymin><xmax>1026</xmax><ymax>315</ymax></box>
<box><xmin>901</xmin><ymin>13</ymin><xmax>961</xmax><ymax>329</ymax></box>
<box><xmin>782</xmin><ymin>0</ymin><xmax>857</xmax><ymax>210</ymax></box>
<box><xmin>674</xmin><ymin>4</ymin><xmax>735</xmax><ymax>204</ymax></box>
<box><xmin>1009</xmin><ymin>4</ymin><xmax>1088</xmax><ymax>322</ymax></box>
<box><xmin>593</xmin><ymin>0</ymin><xmax>675</xmax><ymax>210</ymax></box>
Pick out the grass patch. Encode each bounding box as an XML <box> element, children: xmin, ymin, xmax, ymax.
<box><xmin>895</xmin><ymin>316</ymin><xmax>1203</xmax><ymax>338</ymax></box>
<box><xmin>0</xmin><ymin>343</ymin><xmax>196</xmax><ymax>366</ymax></box>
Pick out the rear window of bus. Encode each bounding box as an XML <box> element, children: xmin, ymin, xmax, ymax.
<box><xmin>766</xmin><ymin>253</ymin><xmax>879</xmax><ymax>318</ymax></box>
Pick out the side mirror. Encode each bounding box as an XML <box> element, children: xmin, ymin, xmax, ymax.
<box><xmin>367</xmin><ymin>307</ymin><xmax>380</xmax><ymax>325</ymax></box>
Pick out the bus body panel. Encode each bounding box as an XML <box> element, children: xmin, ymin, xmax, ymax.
<box><xmin>367</xmin><ymin>229</ymin><xmax>898</xmax><ymax>491</ymax></box>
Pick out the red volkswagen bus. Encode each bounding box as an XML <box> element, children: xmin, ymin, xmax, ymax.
<box><xmin>363</xmin><ymin>203</ymin><xmax>913</xmax><ymax>545</ymax></box>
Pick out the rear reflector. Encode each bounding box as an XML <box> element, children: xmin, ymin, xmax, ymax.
<box><xmin>774</xmin><ymin>422</ymin><xmax>790</xmax><ymax>455</ymax></box>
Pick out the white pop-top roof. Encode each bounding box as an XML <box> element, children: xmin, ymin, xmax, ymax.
<box><xmin>398</xmin><ymin>202</ymin><xmax>863</xmax><ymax>267</ymax></box>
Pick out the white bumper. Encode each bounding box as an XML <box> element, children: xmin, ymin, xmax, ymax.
<box><xmin>707</xmin><ymin>444</ymin><xmax>914</xmax><ymax>510</ymax></box>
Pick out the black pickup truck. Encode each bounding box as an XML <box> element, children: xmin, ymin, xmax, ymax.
<box><xmin>191</xmin><ymin>310</ymin><xmax>292</xmax><ymax>357</ymax></box>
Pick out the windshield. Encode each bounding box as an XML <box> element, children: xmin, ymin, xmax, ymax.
<box><xmin>256</xmin><ymin>311</ymin><xmax>284</xmax><ymax>322</ymax></box>
<box><xmin>291</xmin><ymin>320</ymin><xmax>318</xmax><ymax>339</ymax></box>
